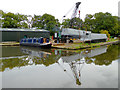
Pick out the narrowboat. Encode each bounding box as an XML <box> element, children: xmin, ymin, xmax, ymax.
<box><xmin>60</xmin><ymin>28</ymin><xmax>107</xmax><ymax>43</ymax></box>
<box><xmin>20</xmin><ymin>37</ymin><xmax>52</xmax><ymax>48</ymax></box>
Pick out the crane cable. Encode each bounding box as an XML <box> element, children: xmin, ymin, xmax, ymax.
<box><xmin>61</xmin><ymin>0</ymin><xmax>87</xmax><ymax>22</ymax></box>
<box><xmin>60</xmin><ymin>4</ymin><xmax>75</xmax><ymax>23</ymax></box>
<box><xmin>63</xmin><ymin>4</ymin><xmax>75</xmax><ymax>18</ymax></box>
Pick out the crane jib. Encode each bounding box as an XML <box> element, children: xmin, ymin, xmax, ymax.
<box><xmin>76</xmin><ymin>2</ymin><xmax>81</xmax><ymax>9</ymax></box>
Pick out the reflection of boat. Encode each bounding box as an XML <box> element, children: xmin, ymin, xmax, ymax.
<box><xmin>61</xmin><ymin>46</ymin><xmax>107</xmax><ymax>63</ymax></box>
<box><xmin>21</xmin><ymin>46</ymin><xmax>51</xmax><ymax>58</ymax></box>
<box><xmin>20</xmin><ymin>46</ymin><xmax>58</xmax><ymax>66</ymax></box>
<box><xmin>20</xmin><ymin>37</ymin><xmax>52</xmax><ymax>48</ymax></box>
<box><xmin>83</xmin><ymin>46</ymin><xmax>107</xmax><ymax>58</ymax></box>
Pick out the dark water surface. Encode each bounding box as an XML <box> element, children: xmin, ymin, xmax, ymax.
<box><xmin>1</xmin><ymin>43</ymin><xmax>119</xmax><ymax>88</ymax></box>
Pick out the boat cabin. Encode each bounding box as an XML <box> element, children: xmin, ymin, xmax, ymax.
<box><xmin>20</xmin><ymin>37</ymin><xmax>49</xmax><ymax>44</ymax></box>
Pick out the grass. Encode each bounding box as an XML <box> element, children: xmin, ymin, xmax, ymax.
<box><xmin>74</xmin><ymin>38</ymin><xmax>119</xmax><ymax>49</ymax></box>
<box><xmin>106</xmin><ymin>38</ymin><xmax>118</xmax><ymax>42</ymax></box>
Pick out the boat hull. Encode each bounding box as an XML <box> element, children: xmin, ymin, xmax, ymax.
<box><xmin>20</xmin><ymin>43</ymin><xmax>52</xmax><ymax>48</ymax></box>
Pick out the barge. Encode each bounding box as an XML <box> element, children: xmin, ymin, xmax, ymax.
<box><xmin>20</xmin><ymin>37</ymin><xmax>52</xmax><ymax>48</ymax></box>
<box><xmin>60</xmin><ymin>28</ymin><xmax>107</xmax><ymax>43</ymax></box>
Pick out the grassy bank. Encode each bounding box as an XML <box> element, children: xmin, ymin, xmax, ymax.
<box><xmin>0</xmin><ymin>42</ymin><xmax>20</xmax><ymax>46</ymax></box>
<box><xmin>52</xmin><ymin>39</ymin><xmax>119</xmax><ymax>50</ymax></box>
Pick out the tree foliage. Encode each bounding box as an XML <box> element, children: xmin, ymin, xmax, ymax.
<box><xmin>32</xmin><ymin>13</ymin><xmax>60</xmax><ymax>35</ymax></box>
<box><xmin>84</xmin><ymin>12</ymin><xmax>119</xmax><ymax>36</ymax></box>
<box><xmin>85</xmin><ymin>44</ymin><xmax>119</xmax><ymax>66</ymax></box>
<box><xmin>84</xmin><ymin>14</ymin><xmax>95</xmax><ymax>31</ymax></box>
<box><xmin>100</xmin><ymin>30</ymin><xmax>110</xmax><ymax>38</ymax></box>
<box><xmin>1</xmin><ymin>11</ymin><xmax>28</xmax><ymax>28</ymax></box>
<box><xmin>62</xmin><ymin>19</ymin><xmax>70</xmax><ymax>28</ymax></box>
<box><xmin>1</xmin><ymin>10</ymin><xmax>119</xmax><ymax>36</ymax></box>
<box><xmin>62</xmin><ymin>17</ymin><xmax>83</xmax><ymax>29</ymax></box>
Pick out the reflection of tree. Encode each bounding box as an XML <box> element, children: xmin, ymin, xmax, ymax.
<box><xmin>118</xmin><ymin>43</ymin><xmax>120</xmax><ymax>58</ymax></box>
<box><xmin>1</xmin><ymin>44</ymin><xmax>119</xmax><ymax>72</ymax></box>
<box><xmin>61</xmin><ymin>51</ymin><xmax>77</xmax><ymax>56</ymax></box>
<box><xmin>1</xmin><ymin>50</ymin><xmax>64</xmax><ymax>72</ymax></box>
<box><xmin>85</xmin><ymin>44</ymin><xmax>119</xmax><ymax>66</ymax></box>
<box><xmin>1</xmin><ymin>57</ymin><xmax>29</xmax><ymax>72</ymax></box>
<box><xmin>33</xmin><ymin>52</ymin><xmax>60</xmax><ymax>66</ymax></box>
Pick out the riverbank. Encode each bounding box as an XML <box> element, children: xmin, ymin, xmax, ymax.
<box><xmin>0</xmin><ymin>39</ymin><xmax>119</xmax><ymax>50</ymax></box>
<box><xmin>0</xmin><ymin>42</ymin><xmax>20</xmax><ymax>46</ymax></box>
<box><xmin>52</xmin><ymin>39</ymin><xmax>119</xmax><ymax>50</ymax></box>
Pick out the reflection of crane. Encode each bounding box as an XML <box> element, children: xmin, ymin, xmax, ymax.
<box><xmin>69</xmin><ymin>61</ymin><xmax>81</xmax><ymax>85</ymax></box>
<box><xmin>57</xmin><ymin>54</ymin><xmax>85</xmax><ymax>86</ymax></box>
<box><xmin>69</xmin><ymin>57</ymin><xmax>85</xmax><ymax>85</ymax></box>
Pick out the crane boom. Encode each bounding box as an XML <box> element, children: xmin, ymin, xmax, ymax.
<box><xmin>61</xmin><ymin>2</ymin><xmax>81</xmax><ymax>23</ymax></box>
<box><xmin>71</xmin><ymin>2</ymin><xmax>81</xmax><ymax>19</ymax></box>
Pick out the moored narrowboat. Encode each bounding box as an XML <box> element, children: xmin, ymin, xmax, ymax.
<box><xmin>20</xmin><ymin>37</ymin><xmax>52</xmax><ymax>48</ymax></box>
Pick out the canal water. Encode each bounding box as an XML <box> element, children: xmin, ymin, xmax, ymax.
<box><xmin>0</xmin><ymin>43</ymin><xmax>119</xmax><ymax>88</ymax></box>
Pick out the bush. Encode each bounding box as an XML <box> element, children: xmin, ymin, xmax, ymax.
<box><xmin>100</xmin><ymin>30</ymin><xmax>110</xmax><ymax>38</ymax></box>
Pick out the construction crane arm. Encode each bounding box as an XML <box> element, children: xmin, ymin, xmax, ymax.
<box><xmin>71</xmin><ymin>2</ymin><xmax>81</xmax><ymax>19</ymax></box>
<box><xmin>61</xmin><ymin>2</ymin><xmax>81</xmax><ymax>23</ymax></box>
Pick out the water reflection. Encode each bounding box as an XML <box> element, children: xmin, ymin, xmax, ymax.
<box><xmin>85</xmin><ymin>44</ymin><xmax>119</xmax><ymax>65</ymax></box>
<box><xmin>1</xmin><ymin>44</ymin><xmax>119</xmax><ymax>87</ymax></box>
<box><xmin>1</xmin><ymin>44</ymin><xmax>119</xmax><ymax>71</ymax></box>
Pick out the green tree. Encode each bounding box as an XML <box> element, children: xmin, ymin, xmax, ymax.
<box><xmin>112</xmin><ymin>16</ymin><xmax>120</xmax><ymax>36</ymax></box>
<box><xmin>2</xmin><ymin>11</ymin><xmax>28</xmax><ymax>28</ymax></box>
<box><xmin>70</xmin><ymin>17</ymin><xmax>83</xmax><ymax>29</ymax></box>
<box><xmin>32</xmin><ymin>13</ymin><xmax>60</xmax><ymax>35</ymax></box>
<box><xmin>84</xmin><ymin>14</ymin><xmax>95</xmax><ymax>31</ymax></box>
<box><xmin>41</xmin><ymin>13</ymin><xmax>59</xmax><ymax>30</ymax></box>
<box><xmin>62</xmin><ymin>19</ymin><xmax>70</xmax><ymax>28</ymax></box>
<box><xmin>0</xmin><ymin>10</ymin><xmax>4</xmax><ymax>27</ymax></box>
<box><xmin>84</xmin><ymin>12</ymin><xmax>118</xmax><ymax>36</ymax></box>
<box><xmin>94</xmin><ymin>12</ymin><xmax>117</xmax><ymax>34</ymax></box>
<box><xmin>62</xmin><ymin>17</ymin><xmax>83</xmax><ymax>29</ymax></box>
<box><xmin>32</xmin><ymin>15</ymin><xmax>42</xmax><ymax>29</ymax></box>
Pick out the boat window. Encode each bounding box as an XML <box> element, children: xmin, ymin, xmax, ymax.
<box><xmin>29</xmin><ymin>39</ymin><xmax>32</xmax><ymax>43</ymax></box>
<box><xmin>24</xmin><ymin>39</ymin><xmax>26</xmax><ymax>42</ymax></box>
<box><xmin>40</xmin><ymin>38</ymin><xmax>43</xmax><ymax>43</ymax></box>
<box><xmin>30</xmin><ymin>39</ymin><xmax>32</xmax><ymax>42</ymax></box>
<box><xmin>28</xmin><ymin>39</ymin><xmax>32</xmax><ymax>43</ymax></box>
<box><xmin>46</xmin><ymin>38</ymin><xmax>49</xmax><ymax>43</ymax></box>
<box><xmin>38</xmin><ymin>39</ymin><xmax>41</xmax><ymax>43</ymax></box>
<box><xmin>33</xmin><ymin>39</ymin><xmax>36</xmax><ymax>43</ymax></box>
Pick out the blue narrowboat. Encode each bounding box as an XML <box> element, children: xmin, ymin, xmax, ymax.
<box><xmin>20</xmin><ymin>37</ymin><xmax>52</xmax><ymax>48</ymax></box>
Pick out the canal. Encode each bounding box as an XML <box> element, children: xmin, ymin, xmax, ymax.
<box><xmin>0</xmin><ymin>43</ymin><xmax>119</xmax><ymax>88</ymax></box>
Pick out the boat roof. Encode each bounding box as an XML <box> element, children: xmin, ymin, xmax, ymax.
<box><xmin>61</xmin><ymin>28</ymin><xmax>91</xmax><ymax>35</ymax></box>
<box><xmin>22</xmin><ymin>37</ymin><xmax>44</xmax><ymax>39</ymax></box>
<box><xmin>0</xmin><ymin>28</ymin><xmax>49</xmax><ymax>32</ymax></box>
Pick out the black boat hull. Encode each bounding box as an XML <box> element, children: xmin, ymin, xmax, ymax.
<box><xmin>20</xmin><ymin>43</ymin><xmax>52</xmax><ymax>48</ymax></box>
